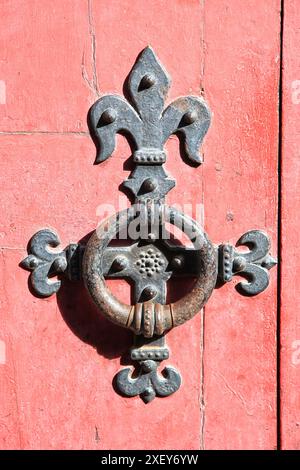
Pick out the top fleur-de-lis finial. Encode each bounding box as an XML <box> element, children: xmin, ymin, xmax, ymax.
<box><xmin>89</xmin><ymin>46</ymin><xmax>211</xmax><ymax>166</ymax></box>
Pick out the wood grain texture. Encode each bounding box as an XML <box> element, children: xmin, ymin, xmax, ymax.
<box><xmin>0</xmin><ymin>0</ymin><xmax>204</xmax><ymax>450</ymax></box>
<box><xmin>0</xmin><ymin>0</ymin><xmax>95</xmax><ymax>132</ymax></box>
<box><xmin>280</xmin><ymin>0</ymin><xmax>300</xmax><ymax>450</ymax></box>
<box><xmin>0</xmin><ymin>0</ymin><xmax>281</xmax><ymax>449</ymax></box>
<box><xmin>202</xmin><ymin>0</ymin><xmax>280</xmax><ymax>449</ymax></box>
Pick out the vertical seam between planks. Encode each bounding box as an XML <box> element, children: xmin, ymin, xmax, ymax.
<box><xmin>199</xmin><ymin>0</ymin><xmax>206</xmax><ymax>450</ymax></box>
<box><xmin>199</xmin><ymin>308</ymin><xmax>205</xmax><ymax>450</ymax></box>
<box><xmin>277</xmin><ymin>0</ymin><xmax>284</xmax><ymax>451</ymax></box>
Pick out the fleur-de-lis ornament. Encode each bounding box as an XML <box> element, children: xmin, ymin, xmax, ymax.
<box><xmin>90</xmin><ymin>46</ymin><xmax>210</xmax><ymax>164</ymax></box>
<box><xmin>89</xmin><ymin>46</ymin><xmax>211</xmax><ymax>202</ymax></box>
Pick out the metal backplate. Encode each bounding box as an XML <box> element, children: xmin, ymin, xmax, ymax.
<box><xmin>21</xmin><ymin>47</ymin><xmax>277</xmax><ymax>403</ymax></box>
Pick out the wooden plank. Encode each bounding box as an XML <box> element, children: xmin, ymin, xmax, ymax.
<box><xmin>202</xmin><ymin>0</ymin><xmax>280</xmax><ymax>449</ymax></box>
<box><xmin>0</xmin><ymin>0</ymin><xmax>282</xmax><ymax>450</ymax></box>
<box><xmin>280</xmin><ymin>0</ymin><xmax>300</xmax><ymax>450</ymax></box>
<box><xmin>0</xmin><ymin>0</ymin><xmax>94</xmax><ymax>132</ymax></box>
<box><xmin>0</xmin><ymin>0</ymin><xmax>205</xmax><ymax>449</ymax></box>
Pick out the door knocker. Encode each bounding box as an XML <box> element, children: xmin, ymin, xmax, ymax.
<box><xmin>21</xmin><ymin>47</ymin><xmax>277</xmax><ymax>403</ymax></box>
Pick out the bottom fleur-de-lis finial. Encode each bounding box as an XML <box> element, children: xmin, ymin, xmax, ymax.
<box><xmin>116</xmin><ymin>359</ymin><xmax>181</xmax><ymax>403</ymax></box>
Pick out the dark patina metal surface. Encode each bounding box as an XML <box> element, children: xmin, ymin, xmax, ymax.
<box><xmin>116</xmin><ymin>360</ymin><xmax>181</xmax><ymax>404</ymax></box>
<box><xmin>83</xmin><ymin>47</ymin><xmax>216</xmax><ymax>401</ymax></box>
<box><xmin>21</xmin><ymin>229</ymin><xmax>68</xmax><ymax>297</ymax></box>
<box><xmin>218</xmin><ymin>230</ymin><xmax>277</xmax><ymax>295</ymax></box>
<box><xmin>21</xmin><ymin>47</ymin><xmax>277</xmax><ymax>403</ymax></box>
<box><xmin>82</xmin><ymin>207</ymin><xmax>217</xmax><ymax>336</ymax></box>
<box><xmin>21</xmin><ymin>230</ymin><xmax>82</xmax><ymax>297</ymax></box>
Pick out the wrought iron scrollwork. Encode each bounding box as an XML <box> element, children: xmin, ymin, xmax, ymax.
<box><xmin>90</xmin><ymin>46</ymin><xmax>211</xmax><ymax>167</ymax></box>
<box><xmin>218</xmin><ymin>230</ymin><xmax>277</xmax><ymax>295</ymax></box>
<box><xmin>116</xmin><ymin>359</ymin><xmax>181</xmax><ymax>404</ymax></box>
<box><xmin>21</xmin><ymin>47</ymin><xmax>277</xmax><ymax>403</ymax></box>
<box><xmin>21</xmin><ymin>229</ymin><xmax>67</xmax><ymax>297</ymax></box>
<box><xmin>21</xmin><ymin>229</ymin><xmax>82</xmax><ymax>297</ymax></box>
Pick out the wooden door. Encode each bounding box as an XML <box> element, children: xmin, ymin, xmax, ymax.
<box><xmin>0</xmin><ymin>0</ymin><xmax>293</xmax><ymax>450</ymax></box>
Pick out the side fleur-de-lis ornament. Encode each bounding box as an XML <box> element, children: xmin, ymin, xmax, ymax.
<box><xmin>22</xmin><ymin>47</ymin><xmax>277</xmax><ymax>403</ymax></box>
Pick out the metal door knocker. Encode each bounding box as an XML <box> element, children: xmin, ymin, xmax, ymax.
<box><xmin>21</xmin><ymin>47</ymin><xmax>277</xmax><ymax>403</ymax></box>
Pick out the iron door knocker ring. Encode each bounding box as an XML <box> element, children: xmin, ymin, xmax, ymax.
<box><xmin>82</xmin><ymin>207</ymin><xmax>217</xmax><ymax>337</ymax></box>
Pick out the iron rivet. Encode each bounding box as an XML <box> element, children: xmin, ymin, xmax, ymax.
<box><xmin>171</xmin><ymin>255</ymin><xmax>184</xmax><ymax>270</ymax></box>
<box><xmin>52</xmin><ymin>257</ymin><xmax>67</xmax><ymax>272</ymax></box>
<box><xmin>233</xmin><ymin>256</ymin><xmax>247</xmax><ymax>272</ymax></box>
<box><xmin>101</xmin><ymin>108</ymin><xmax>117</xmax><ymax>125</ymax></box>
<box><xmin>145</xmin><ymin>259</ymin><xmax>154</xmax><ymax>267</ymax></box>
<box><xmin>112</xmin><ymin>256</ymin><xmax>128</xmax><ymax>272</ymax></box>
<box><xmin>183</xmin><ymin>110</ymin><xmax>198</xmax><ymax>125</ymax></box>
<box><xmin>142</xmin><ymin>178</ymin><xmax>157</xmax><ymax>192</ymax></box>
<box><xmin>148</xmin><ymin>233</ymin><xmax>156</xmax><ymax>241</ymax></box>
<box><xmin>29</xmin><ymin>257</ymin><xmax>39</xmax><ymax>269</ymax></box>
<box><xmin>142</xmin><ymin>286</ymin><xmax>157</xmax><ymax>300</ymax></box>
<box><xmin>140</xmin><ymin>74</ymin><xmax>156</xmax><ymax>89</ymax></box>
<box><xmin>142</xmin><ymin>357</ymin><xmax>156</xmax><ymax>372</ymax></box>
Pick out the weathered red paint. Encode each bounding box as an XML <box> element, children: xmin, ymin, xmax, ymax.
<box><xmin>0</xmin><ymin>0</ymin><xmax>285</xmax><ymax>450</ymax></box>
<box><xmin>280</xmin><ymin>0</ymin><xmax>300</xmax><ymax>450</ymax></box>
<box><xmin>0</xmin><ymin>0</ymin><xmax>205</xmax><ymax>450</ymax></box>
<box><xmin>202</xmin><ymin>0</ymin><xmax>280</xmax><ymax>449</ymax></box>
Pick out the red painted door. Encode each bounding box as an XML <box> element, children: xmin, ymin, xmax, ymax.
<box><xmin>280</xmin><ymin>0</ymin><xmax>300</xmax><ymax>450</ymax></box>
<box><xmin>0</xmin><ymin>0</ymin><xmax>295</xmax><ymax>450</ymax></box>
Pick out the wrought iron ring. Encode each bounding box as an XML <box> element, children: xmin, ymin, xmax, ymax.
<box><xmin>82</xmin><ymin>207</ymin><xmax>217</xmax><ymax>338</ymax></box>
